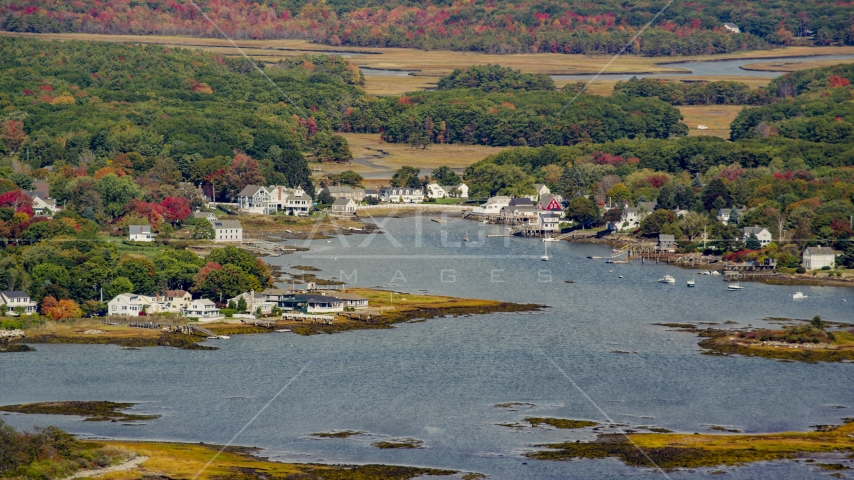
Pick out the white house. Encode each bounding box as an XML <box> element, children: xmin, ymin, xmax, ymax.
<box><xmin>108</xmin><ymin>293</ymin><xmax>159</xmax><ymax>316</ymax></box>
<box><xmin>530</xmin><ymin>183</ymin><xmax>551</xmax><ymax>201</ymax></box>
<box><xmin>182</xmin><ymin>298</ymin><xmax>221</xmax><ymax>319</ymax></box>
<box><xmin>615</xmin><ymin>201</ymin><xmax>657</xmax><ymax>232</ymax></box>
<box><xmin>364</xmin><ymin>189</ymin><xmax>379</xmax><ymax>200</ymax></box>
<box><xmin>380</xmin><ymin>188</ymin><xmax>424</xmax><ymax>203</ymax></box>
<box><xmin>214</xmin><ymin>220</ymin><xmax>243</xmax><ymax>243</ymax></box>
<box><xmin>269</xmin><ymin>186</ymin><xmax>312</xmax><ymax>215</ymax></box>
<box><xmin>472</xmin><ymin>196</ymin><xmax>512</xmax><ymax>216</ymax></box>
<box><xmin>228</xmin><ymin>291</ymin><xmax>276</xmax><ymax>315</ymax></box>
<box><xmin>331</xmin><ymin>197</ymin><xmax>357</xmax><ymax>214</ymax></box>
<box><xmin>292</xmin><ymin>294</ymin><xmax>344</xmax><ymax>314</ymax></box>
<box><xmin>426</xmin><ymin>183</ymin><xmax>468</xmax><ymax>199</ymax></box>
<box><xmin>717</xmin><ymin>207</ymin><xmax>747</xmax><ymax>225</ymax></box>
<box><xmin>722</xmin><ymin>23</ymin><xmax>740</xmax><ymax>33</ymax></box>
<box><xmin>193</xmin><ymin>211</ymin><xmax>219</xmax><ymax>224</ymax></box>
<box><xmin>236</xmin><ymin>185</ymin><xmax>272</xmax><ymax>214</ymax></box>
<box><xmin>0</xmin><ymin>291</ymin><xmax>37</xmax><ymax>316</ymax></box>
<box><xmin>335</xmin><ymin>292</ymin><xmax>369</xmax><ymax>309</ymax></box>
<box><xmin>742</xmin><ymin>226</ymin><xmax>772</xmax><ymax>247</ymax></box>
<box><xmin>24</xmin><ymin>191</ymin><xmax>59</xmax><ymax>217</ymax></box>
<box><xmin>803</xmin><ymin>246</ymin><xmax>836</xmax><ymax>270</ymax></box>
<box><xmin>128</xmin><ymin>225</ymin><xmax>156</xmax><ymax>242</ymax></box>
<box><xmin>163</xmin><ymin>290</ymin><xmax>193</xmax><ymax>310</ymax></box>
<box><xmin>537</xmin><ymin>212</ymin><xmax>561</xmax><ymax>233</ymax></box>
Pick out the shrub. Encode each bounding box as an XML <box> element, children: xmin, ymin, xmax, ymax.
<box><xmin>796</xmin><ymin>267</ymin><xmax>806</xmax><ymax>273</ymax></box>
<box><xmin>821</xmin><ymin>265</ymin><xmax>831</xmax><ymax>270</ymax></box>
<box><xmin>220</xmin><ymin>309</ymin><xmax>237</xmax><ymax>318</ymax></box>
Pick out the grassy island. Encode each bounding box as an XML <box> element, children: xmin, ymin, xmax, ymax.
<box><xmin>0</xmin><ymin>401</ymin><xmax>159</xmax><ymax>422</ymax></box>
<box><xmin>657</xmin><ymin>317</ymin><xmax>854</xmax><ymax>363</ymax></box>
<box><xmin>528</xmin><ymin>419</ymin><xmax>854</xmax><ymax>470</ymax></box>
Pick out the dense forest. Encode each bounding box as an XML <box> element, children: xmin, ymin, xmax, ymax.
<box><xmin>0</xmin><ymin>37</ymin><xmax>368</xmax><ymax>205</ymax></box>
<box><xmin>2</xmin><ymin>0</ymin><xmax>852</xmax><ymax>55</ymax></box>
<box><xmin>612</xmin><ymin>78</ymin><xmax>772</xmax><ymax>106</ymax></box>
<box><xmin>344</xmin><ymin>88</ymin><xmax>688</xmax><ymax>147</ymax></box>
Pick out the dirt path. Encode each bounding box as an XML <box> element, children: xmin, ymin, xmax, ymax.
<box><xmin>62</xmin><ymin>456</ymin><xmax>148</xmax><ymax>480</ymax></box>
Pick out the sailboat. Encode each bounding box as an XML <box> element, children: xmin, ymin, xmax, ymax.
<box><xmin>541</xmin><ymin>241</ymin><xmax>549</xmax><ymax>261</ymax></box>
<box><xmin>464</xmin><ymin>230</ymin><xmax>469</xmax><ymax>242</ymax></box>
<box><xmin>687</xmin><ymin>278</ymin><xmax>695</xmax><ymax>287</ymax></box>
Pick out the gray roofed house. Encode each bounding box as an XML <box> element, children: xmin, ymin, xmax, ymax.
<box><xmin>803</xmin><ymin>246</ymin><xmax>836</xmax><ymax>270</ymax></box>
<box><xmin>236</xmin><ymin>185</ymin><xmax>271</xmax><ymax>214</ymax></box>
<box><xmin>128</xmin><ymin>225</ymin><xmax>156</xmax><ymax>242</ymax></box>
<box><xmin>508</xmin><ymin>197</ymin><xmax>533</xmax><ymax>207</ymax></box>
<box><xmin>0</xmin><ymin>290</ymin><xmax>38</xmax><ymax>315</ymax></box>
<box><xmin>331</xmin><ymin>197</ymin><xmax>357</xmax><ymax>214</ymax></box>
<box><xmin>658</xmin><ymin>234</ymin><xmax>676</xmax><ymax>252</ymax></box>
<box><xmin>323</xmin><ymin>186</ymin><xmax>365</xmax><ymax>202</ymax></box>
<box><xmin>214</xmin><ymin>220</ymin><xmax>243</xmax><ymax>243</ymax></box>
<box><xmin>742</xmin><ymin>226</ymin><xmax>772</xmax><ymax>246</ymax></box>
<box><xmin>193</xmin><ymin>211</ymin><xmax>219</xmax><ymax>223</ymax></box>
<box><xmin>722</xmin><ymin>23</ymin><xmax>740</xmax><ymax>33</ymax></box>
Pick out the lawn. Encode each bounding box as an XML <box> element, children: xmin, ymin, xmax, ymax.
<box><xmin>678</xmin><ymin>105</ymin><xmax>745</xmax><ymax>139</ymax></box>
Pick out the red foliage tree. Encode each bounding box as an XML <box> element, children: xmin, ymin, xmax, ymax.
<box><xmin>226</xmin><ymin>152</ymin><xmax>265</xmax><ymax>198</ymax></box>
<box><xmin>160</xmin><ymin>196</ymin><xmax>191</xmax><ymax>223</ymax></box>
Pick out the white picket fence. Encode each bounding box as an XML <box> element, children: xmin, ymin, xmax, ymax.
<box><xmin>355</xmin><ymin>204</ymin><xmax>472</xmax><ymax>211</ymax></box>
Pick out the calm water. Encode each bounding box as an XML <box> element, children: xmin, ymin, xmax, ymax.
<box><xmin>2</xmin><ymin>218</ymin><xmax>853</xmax><ymax>479</ymax></box>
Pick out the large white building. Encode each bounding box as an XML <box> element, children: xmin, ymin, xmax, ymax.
<box><xmin>108</xmin><ymin>293</ymin><xmax>161</xmax><ymax>316</ymax></box>
<box><xmin>0</xmin><ymin>291</ymin><xmax>38</xmax><ymax>316</ymax></box>
<box><xmin>236</xmin><ymin>185</ymin><xmax>272</xmax><ymax>214</ymax></box>
<box><xmin>228</xmin><ymin>291</ymin><xmax>276</xmax><ymax>315</ymax></box>
<box><xmin>214</xmin><ymin>220</ymin><xmax>243</xmax><ymax>243</ymax></box>
<box><xmin>182</xmin><ymin>299</ymin><xmax>221</xmax><ymax>319</ymax></box>
<box><xmin>742</xmin><ymin>226</ymin><xmax>772</xmax><ymax>247</ymax></box>
<box><xmin>803</xmin><ymin>246</ymin><xmax>836</xmax><ymax>270</ymax></box>
<box><xmin>472</xmin><ymin>196</ymin><xmax>511</xmax><ymax>216</ymax></box>
<box><xmin>426</xmin><ymin>183</ymin><xmax>468</xmax><ymax>199</ymax></box>
<box><xmin>237</xmin><ymin>185</ymin><xmax>312</xmax><ymax>215</ymax></box>
<box><xmin>380</xmin><ymin>187</ymin><xmax>424</xmax><ymax>203</ymax></box>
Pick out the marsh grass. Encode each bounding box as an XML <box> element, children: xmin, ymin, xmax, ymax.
<box><xmin>0</xmin><ymin>401</ymin><xmax>159</xmax><ymax>422</ymax></box>
<box><xmin>525</xmin><ymin>418</ymin><xmax>599</xmax><ymax>429</ymax></box>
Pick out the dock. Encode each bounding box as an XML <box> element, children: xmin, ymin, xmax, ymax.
<box><xmin>282</xmin><ymin>313</ymin><xmax>335</xmax><ymax>324</ymax></box>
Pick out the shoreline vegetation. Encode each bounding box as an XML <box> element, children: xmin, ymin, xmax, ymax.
<box><xmin>0</xmin><ymin>419</ymin><xmax>461</xmax><ymax>480</ymax></box>
<box><xmin>0</xmin><ymin>401</ymin><xmax>159</xmax><ymax>422</ymax></box>
<box><xmin>5</xmin><ymin>287</ymin><xmax>541</xmax><ymax>351</ymax></box>
<box><xmin>655</xmin><ymin>319</ymin><xmax>854</xmax><ymax>363</ymax></box>
<box><xmin>526</xmin><ymin>418</ymin><xmax>854</xmax><ymax>470</ymax></box>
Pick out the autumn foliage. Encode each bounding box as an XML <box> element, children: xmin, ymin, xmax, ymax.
<box><xmin>41</xmin><ymin>296</ymin><xmax>84</xmax><ymax>320</ymax></box>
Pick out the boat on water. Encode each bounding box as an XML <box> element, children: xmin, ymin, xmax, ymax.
<box><xmin>541</xmin><ymin>241</ymin><xmax>550</xmax><ymax>261</ymax></box>
<box><xmin>710</xmin><ymin>271</ymin><xmax>721</xmax><ymax>276</ymax></box>
<box><xmin>464</xmin><ymin>230</ymin><xmax>469</xmax><ymax>242</ymax></box>
<box><xmin>275</xmin><ymin>329</ymin><xmax>292</xmax><ymax>333</ymax></box>
<box><xmin>687</xmin><ymin>279</ymin><xmax>695</xmax><ymax>287</ymax></box>
<box><xmin>793</xmin><ymin>292</ymin><xmax>808</xmax><ymax>300</ymax></box>
<box><xmin>658</xmin><ymin>275</ymin><xmax>676</xmax><ymax>284</ymax></box>
<box><xmin>542</xmin><ymin>237</ymin><xmax>559</xmax><ymax>242</ymax></box>
<box><xmin>728</xmin><ymin>282</ymin><xmax>744</xmax><ymax>291</ymax></box>
<box><xmin>207</xmin><ymin>335</ymin><xmax>231</xmax><ymax>339</ymax></box>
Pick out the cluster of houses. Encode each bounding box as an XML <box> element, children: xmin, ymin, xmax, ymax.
<box><xmin>470</xmin><ymin>184</ymin><xmax>565</xmax><ymax>235</ymax></box>
<box><xmin>128</xmin><ymin>211</ymin><xmax>243</xmax><ymax>243</ymax></box>
<box><xmin>103</xmin><ymin>286</ymin><xmax>370</xmax><ymax>320</ymax></box>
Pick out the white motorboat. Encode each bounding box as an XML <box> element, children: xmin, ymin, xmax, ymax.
<box><xmin>793</xmin><ymin>292</ymin><xmax>808</xmax><ymax>300</ymax></box>
<box><xmin>658</xmin><ymin>275</ymin><xmax>676</xmax><ymax>284</ymax></box>
<box><xmin>710</xmin><ymin>271</ymin><xmax>721</xmax><ymax>276</ymax></box>
<box><xmin>727</xmin><ymin>282</ymin><xmax>744</xmax><ymax>291</ymax></box>
<box><xmin>541</xmin><ymin>241</ymin><xmax>550</xmax><ymax>261</ymax></box>
<box><xmin>541</xmin><ymin>254</ymin><xmax>549</xmax><ymax>261</ymax></box>
<box><xmin>275</xmin><ymin>329</ymin><xmax>292</xmax><ymax>333</ymax></box>
<box><xmin>542</xmin><ymin>237</ymin><xmax>559</xmax><ymax>242</ymax></box>
<box><xmin>687</xmin><ymin>279</ymin><xmax>695</xmax><ymax>287</ymax></box>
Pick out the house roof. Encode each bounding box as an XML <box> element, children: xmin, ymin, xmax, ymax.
<box><xmin>332</xmin><ymin>197</ymin><xmax>354</xmax><ymax>205</ymax></box>
<box><xmin>723</xmin><ymin>23</ymin><xmax>739</xmax><ymax>28</ymax></box>
<box><xmin>335</xmin><ymin>293</ymin><xmax>367</xmax><ymax>301</ymax></box>
<box><xmin>129</xmin><ymin>225</ymin><xmax>151</xmax><ymax>235</ymax></box>
<box><xmin>658</xmin><ymin>234</ymin><xmax>675</xmax><ymax>242</ymax></box>
<box><xmin>294</xmin><ymin>294</ymin><xmax>342</xmax><ymax>303</ymax></box>
<box><xmin>742</xmin><ymin>226</ymin><xmax>769</xmax><ymax>235</ymax></box>
<box><xmin>539</xmin><ymin>212</ymin><xmax>561</xmax><ymax>219</ymax></box>
<box><xmin>263</xmin><ymin>288</ymin><xmax>293</xmax><ymax>295</ymax></box>
<box><xmin>237</xmin><ymin>185</ymin><xmax>266</xmax><ymax>197</ymax></box>
<box><xmin>193</xmin><ymin>211</ymin><xmax>216</xmax><ymax>219</ymax></box>
<box><xmin>214</xmin><ymin>220</ymin><xmax>242</xmax><ymax>229</ymax></box>
<box><xmin>534</xmin><ymin>183</ymin><xmax>547</xmax><ymax>191</ymax></box>
<box><xmin>364</xmin><ymin>189</ymin><xmax>378</xmax><ymax>195</ymax></box>
<box><xmin>325</xmin><ymin>186</ymin><xmax>362</xmax><ymax>194</ymax></box>
<box><xmin>508</xmin><ymin>197</ymin><xmax>533</xmax><ymax>207</ymax></box>
<box><xmin>0</xmin><ymin>291</ymin><xmax>29</xmax><ymax>299</ymax></box>
<box><xmin>804</xmin><ymin>246</ymin><xmax>835</xmax><ymax>256</ymax></box>
<box><xmin>166</xmin><ymin>290</ymin><xmax>189</xmax><ymax>297</ymax></box>
<box><xmin>191</xmin><ymin>298</ymin><xmax>217</xmax><ymax>306</ymax></box>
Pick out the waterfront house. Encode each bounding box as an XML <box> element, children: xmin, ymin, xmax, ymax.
<box><xmin>742</xmin><ymin>226</ymin><xmax>772</xmax><ymax>247</ymax></box>
<box><xmin>472</xmin><ymin>196</ymin><xmax>512</xmax><ymax>217</ymax></box>
<box><xmin>182</xmin><ymin>299</ymin><xmax>221</xmax><ymax>319</ymax></box>
<box><xmin>500</xmin><ymin>205</ymin><xmax>538</xmax><ymax>223</ymax></box>
<box><xmin>0</xmin><ymin>291</ymin><xmax>37</xmax><ymax>316</ymax></box>
<box><xmin>236</xmin><ymin>185</ymin><xmax>272</xmax><ymax>214</ymax></box>
<box><xmin>108</xmin><ymin>293</ymin><xmax>160</xmax><ymax>316</ymax></box>
<box><xmin>380</xmin><ymin>187</ymin><xmax>424</xmax><ymax>203</ymax></box>
<box><xmin>281</xmin><ymin>294</ymin><xmax>344</xmax><ymax>314</ymax></box>
<box><xmin>229</xmin><ymin>291</ymin><xmax>276</xmax><ymax>315</ymax></box>
<box><xmin>331</xmin><ymin>197</ymin><xmax>357</xmax><ymax>214</ymax></box>
<box><xmin>164</xmin><ymin>290</ymin><xmax>192</xmax><ymax>309</ymax></box>
<box><xmin>335</xmin><ymin>292</ymin><xmax>369</xmax><ymax>309</ymax></box>
<box><xmin>364</xmin><ymin>189</ymin><xmax>379</xmax><ymax>201</ymax></box>
<box><xmin>128</xmin><ymin>225</ymin><xmax>156</xmax><ymax>242</ymax></box>
<box><xmin>426</xmin><ymin>183</ymin><xmax>468</xmax><ymax>199</ymax></box>
<box><xmin>213</xmin><ymin>220</ymin><xmax>243</xmax><ymax>243</ymax></box>
<box><xmin>803</xmin><ymin>246</ymin><xmax>836</xmax><ymax>270</ymax></box>
<box><xmin>657</xmin><ymin>234</ymin><xmax>677</xmax><ymax>252</ymax></box>
<box><xmin>268</xmin><ymin>186</ymin><xmax>312</xmax><ymax>215</ymax></box>
<box><xmin>192</xmin><ymin>211</ymin><xmax>219</xmax><ymax>224</ymax></box>
<box><xmin>323</xmin><ymin>186</ymin><xmax>365</xmax><ymax>202</ymax></box>
<box><xmin>537</xmin><ymin>212</ymin><xmax>561</xmax><ymax>233</ymax></box>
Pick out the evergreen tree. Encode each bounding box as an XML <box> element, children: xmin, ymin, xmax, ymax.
<box><xmin>746</xmin><ymin>233</ymin><xmax>761</xmax><ymax>250</ymax></box>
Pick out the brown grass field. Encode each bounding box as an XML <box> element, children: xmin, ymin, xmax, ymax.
<box><xmin>678</xmin><ymin>105</ymin><xmax>745</xmax><ymax>139</ymax></box>
<box><xmin>5</xmin><ymin>32</ymin><xmax>854</xmax><ymax>96</ymax></box>
<box><xmin>314</xmin><ymin>133</ymin><xmax>508</xmax><ymax>182</ymax></box>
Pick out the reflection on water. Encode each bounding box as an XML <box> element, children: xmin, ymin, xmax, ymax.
<box><xmin>2</xmin><ymin>218</ymin><xmax>852</xmax><ymax>480</ymax></box>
